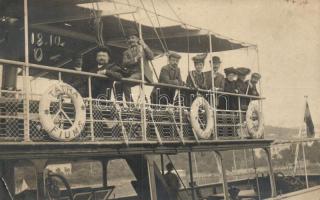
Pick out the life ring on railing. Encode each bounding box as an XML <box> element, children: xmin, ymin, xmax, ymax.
<box><xmin>39</xmin><ymin>83</ymin><xmax>86</xmax><ymax>141</ymax></box>
<box><xmin>246</xmin><ymin>101</ymin><xmax>264</xmax><ymax>139</ymax></box>
<box><xmin>190</xmin><ymin>97</ymin><xmax>214</xmax><ymax>139</ymax></box>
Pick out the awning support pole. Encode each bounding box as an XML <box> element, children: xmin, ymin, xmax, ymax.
<box><xmin>264</xmin><ymin>147</ymin><xmax>277</xmax><ymax>197</ymax></box>
<box><xmin>214</xmin><ymin>151</ymin><xmax>230</xmax><ymax>200</ymax></box>
<box><xmin>208</xmin><ymin>32</ymin><xmax>218</xmax><ymax>140</ymax></box>
<box><xmin>146</xmin><ymin>155</ymin><xmax>157</xmax><ymax>200</ymax></box>
<box><xmin>188</xmin><ymin>152</ymin><xmax>196</xmax><ymax>200</ymax></box>
<box><xmin>23</xmin><ymin>0</ymin><xmax>30</xmax><ymax>142</ymax></box>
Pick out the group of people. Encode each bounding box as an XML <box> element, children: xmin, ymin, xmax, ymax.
<box><xmin>66</xmin><ymin>27</ymin><xmax>261</xmax><ymax>111</ymax></box>
<box><xmin>149</xmin><ymin>51</ymin><xmax>261</xmax><ymax>110</ymax></box>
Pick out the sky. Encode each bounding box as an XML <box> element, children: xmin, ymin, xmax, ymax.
<box><xmin>126</xmin><ymin>0</ymin><xmax>320</xmax><ymax>128</ymax></box>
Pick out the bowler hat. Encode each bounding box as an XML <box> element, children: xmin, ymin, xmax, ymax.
<box><xmin>212</xmin><ymin>56</ymin><xmax>221</xmax><ymax>64</ymax></box>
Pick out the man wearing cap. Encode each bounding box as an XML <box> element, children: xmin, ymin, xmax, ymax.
<box><xmin>246</xmin><ymin>72</ymin><xmax>261</xmax><ymax>96</ymax></box>
<box><xmin>236</xmin><ymin>67</ymin><xmax>251</xmax><ymax>94</ymax></box>
<box><xmin>205</xmin><ymin>56</ymin><xmax>225</xmax><ymax>90</ymax></box>
<box><xmin>120</xmin><ymin>27</ymin><xmax>154</xmax><ymax>102</ymax></box>
<box><xmin>163</xmin><ymin>163</ymin><xmax>181</xmax><ymax>200</ymax></box>
<box><xmin>235</xmin><ymin>67</ymin><xmax>251</xmax><ymax>110</ymax></box>
<box><xmin>185</xmin><ymin>53</ymin><xmax>210</xmax><ymax>106</ymax></box>
<box><xmin>150</xmin><ymin>51</ymin><xmax>184</xmax><ymax>105</ymax></box>
<box><xmin>222</xmin><ymin>67</ymin><xmax>238</xmax><ymax>110</ymax></box>
<box><xmin>90</xmin><ymin>47</ymin><xmax>123</xmax><ymax>99</ymax></box>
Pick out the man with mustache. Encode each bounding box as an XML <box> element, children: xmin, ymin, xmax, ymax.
<box><xmin>205</xmin><ymin>56</ymin><xmax>225</xmax><ymax>91</ymax></box>
<box><xmin>90</xmin><ymin>47</ymin><xmax>122</xmax><ymax>99</ymax></box>
<box><xmin>150</xmin><ymin>51</ymin><xmax>184</xmax><ymax>105</ymax></box>
<box><xmin>246</xmin><ymin>72</ymin><xmax>261</xmax><ymax>96</ymax></box>
<box><xmin>118</xmin><ymin>28</ymin><xmax>154</xmax><ymax>102</ymax></box>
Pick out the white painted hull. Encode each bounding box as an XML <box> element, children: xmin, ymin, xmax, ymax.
<box><xmin>267</xmin><ymin>185</ymin><xmax>320</xmax><ymax>200</ymax></box>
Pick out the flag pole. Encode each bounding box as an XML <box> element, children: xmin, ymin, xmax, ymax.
<box><xmin>302</xmin><ymin>96</ymin><xmax>309</xmax><ymax>188</ymax></box>
<box><xmin>293</xmin><ymin>96</ymin><xmax>305</xmax><ymax>175</ymax></box>
<box><xmin>302</xmin><ymin>139</ymin><xmax>309</xmax><ymax>188</ymax></box>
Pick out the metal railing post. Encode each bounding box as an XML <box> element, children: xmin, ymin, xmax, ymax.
<box><xmin>88</xmin><ymin>76</ymin><xmax>95</xmax><ymax>141</ymax></box>
<box><xmin>208</xmin><ymin>33</ymin><xmax>217</xmax><ymax>140</ymax></box>
<box><xmin>138</xmin><ymin>20</ymin><xmax>147</xmax><ymax>141</ymax></box>
<box><xmin>238</xmin><ymin>96</ymin><xmax>244</xmax><ymax>138</ymax></box>
<box><xmin>23</xmin><ymin>0</ymin><xmax>30</xmax><ymax>142</ymax></box>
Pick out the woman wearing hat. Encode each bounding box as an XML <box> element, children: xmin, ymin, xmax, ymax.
<box><xmin>185</xmin><ymin>53</ymin><xmax>210</xmax><ymax>106</ymax></box>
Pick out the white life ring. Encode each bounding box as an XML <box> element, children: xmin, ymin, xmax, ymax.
<box><xmin>190</xmin><ymin>97</ymin><xmax>214</xmax><ymax>139</ymax></box>
<box><xmin>39</xmin><ymin>83</ymin><xmax>86</xmax><ymax>141</ymax></box>
<box><xmin>246</xmin><ymin>101</ymin><xmax>264</xmax><ymax>139</ymax></box>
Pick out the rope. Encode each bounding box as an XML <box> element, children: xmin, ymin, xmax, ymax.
<box><xmin>138</xmin><ymin>0</ymin><xmax>168</xmax><ymax>53</ymax></box>
<box><xmin>150</xmin><ymin>0</ymin><xmax>169</xmax><ymax>52</ymax></box>
<box><xmin>125</xmin><ymin>0</ymin><xmax>140</xmax><ymax>30</ymax></box>
<box><xmin>90</xmin><ymin>0</ymin><xmax>105</xmax><ymax>47</ymax></box>
<box><xmin>112</xmin><ymin>0</ymin><xmax>127</xmax><ymax>39</ymax></box>
<box><xmin>164</xmin><ymin>0</ymin><xmax>190</xmax><ymax>72</ymax></box>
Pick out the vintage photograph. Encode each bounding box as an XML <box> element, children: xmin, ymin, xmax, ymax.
<box><xmin>0</xmin><ymin>0</ymin><xmax>319</xmax><ymax>199</ymax></box>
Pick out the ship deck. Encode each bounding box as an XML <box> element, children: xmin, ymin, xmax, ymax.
<box><xmin>0</xmin><ymin>139</ymin><xmax>273</xmax><ymax>159</ymax></box>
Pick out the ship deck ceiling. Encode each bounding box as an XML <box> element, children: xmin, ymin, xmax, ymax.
<box><xmin>0</xmin><ymin>139</ymin><xmax>273</xmax><ymax>160</ymax></box>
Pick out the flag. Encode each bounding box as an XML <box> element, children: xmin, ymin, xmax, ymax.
<box><xmin>304</xmin><ymin>102</ymin><xmax>315</xmax><ymax>138</ymax></box>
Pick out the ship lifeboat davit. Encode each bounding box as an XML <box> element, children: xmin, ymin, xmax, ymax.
<box><xmin>190</xmin><ymin>97</ymin><xmax>214</xmax><ymax>139</ymax></box>
<box><xmin>246</xmin><ymin>101</ymin><xmax>264</xmax><ymax>139</ymax></box>
<box><xmin>39</xmin><ymin>83</ymin><xmax>86</xmax><ymax>141</ymax></box>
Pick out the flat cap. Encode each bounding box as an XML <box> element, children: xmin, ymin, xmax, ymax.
<box><xmin>192</xmin><ymin>53</ymin><xmax>207</xmax><ymax>63</ymax></box>
<box><xmin>167</xmin><ymin>51</ymin><xmax>181</xmax><ymax>59</ymax></box>
<box><xmin>224</xmin><ymin>67</ymin><xmax>237</xmax><ymax>75</ymax></box>
<box><xmin>236</xmin><ymin>67</ymin><xmax>251</xmax><ymax>76</ymax></box>
<box><xmin>212</xmin><ymin>56</ymin><xmax>221</xmax><ymax>64</ymax></box>
<box><xmin>251</xmin><ymin>72</ymin><xmax>261</xmax><ymax>80</ymax></box>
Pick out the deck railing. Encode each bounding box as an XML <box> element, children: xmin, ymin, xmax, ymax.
<box><xmin>0</xmin><ymin>58</ymin><xmax>264</xmax><ymax>144</ymax></box>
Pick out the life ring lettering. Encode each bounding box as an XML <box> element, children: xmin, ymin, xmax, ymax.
<box><xmin>39</xmin><ymin>83</ymin><xmax>86</xmax><ymax>141</ymax></box>
<box><xmin>246</xmin><ymin>101</ymin><xmax>264</xmax><ymax>139</ymax></box>
<box><xmin>190</xmin><ymin>97</ymin><xmax>214</xmax><ymax>139</ymax></box>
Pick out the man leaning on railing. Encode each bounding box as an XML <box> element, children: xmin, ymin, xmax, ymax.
<box><xmin>150</xmin><ymin>51</ymin><xmax>184</xmax><ymax>105</ymax></box>
<box><xmin>89</xmin><ymin>47</ymin><xmax>122</xmax><ymax>100</ymax></box>
<box><xmin>115</xmin><ymin>27</ymin><xmax>154</xmax><ymax>103</ymax></box>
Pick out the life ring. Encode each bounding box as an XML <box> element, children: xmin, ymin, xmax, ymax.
<box><xmin>190</xmin><ymin>97</ymin><xmax>214</xmax><ymax>139</ymax></box>
<box><xmin>39</xmin><ymin>83</ymin><xmax>86</xmax><ymax>141</ymax></box>
<box><xmin>246</xmin><ymin>101</ymin><xmax>264</xmax><ymax>139</ymax></box>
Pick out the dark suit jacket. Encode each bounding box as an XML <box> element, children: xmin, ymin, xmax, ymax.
<box><xmin>246</xmin><ymin>81</ymin><xmax>260</xmax><ymax>96</ymax></box>
<box><xmin>89</xmin><ymin>63</ymin><xmax>122</xmax><ymax>98</ymax></box>
<box><xmin>204</xmin><ymin>71</ymin><xmax>225</xmax><ymax>90</ymax></box>
<box><xmin>122</xmin><ymin>44</ymin><xmax>154</xmax><ymax>82</ymax></box>
<box><xmin>150</xmin><ymin>64</ymin><xmax>183</xmax><ymax>104</ymax></box>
